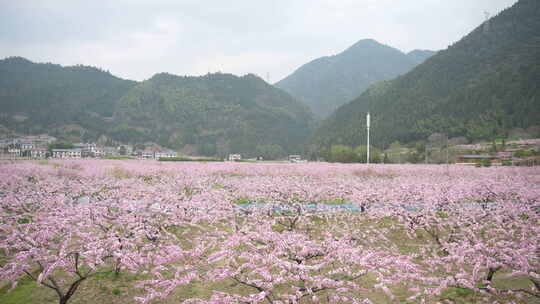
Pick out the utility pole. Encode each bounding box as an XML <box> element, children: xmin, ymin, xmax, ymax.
<box><xmin>366</xmin><ymin>112</ymin><xmax>370</xmax><ymax>164</ymax></box>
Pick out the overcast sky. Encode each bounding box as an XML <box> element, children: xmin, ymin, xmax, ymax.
<box><xmin>0</xmin><ymin>0</ymin><xmax>518</xmax><ymax>82</ymax></box>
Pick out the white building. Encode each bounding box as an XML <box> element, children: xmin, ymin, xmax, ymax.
<box><xmin>20</xmin><ymin>142</ymin><xmax>34</xmax><ymax>151</ymax></box>
<box><xmin>228</xmin><ymin>154</ymin><xmax>242</xmax><ymax>161</ymax></box>
<box><xmin>155</xmin><ymin>151</ymin><xmax>178</xmax><ymax>159</ymax></box>
<box><xmin>288</xmin><ymin>155</ymin><xmax>304</xmax><ymax>163</ymax></box>
<box><xmin>141</xmin><ymin>150</ymin><xmax>155</xmax><ymax>159</ymax></box>
<box><xmin>30</xmin><ymin>147</ymin><xmax>48</xmax><ymax>158</ymax></box>
<box><xmin>7</xmin><ymin>147</ymin><xmax>21</xmax><ymax>156</ymax></box>
<box><xmin>52</xmin><ymin>148</ymin><xmax>82</xmax><ymax>158</ymax></box>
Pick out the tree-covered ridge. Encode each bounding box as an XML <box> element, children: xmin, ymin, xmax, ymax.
<box><xmin>406</xmin><ymin>49</ymin><xmax>437</xmax><ymax>64</ymax></box>
<box><xmin>0</xmin><ymin>57</ymin><xmax>137</xmax><ymax>139</ymax></box>
<box><xmin>113</xmin><ymin>72</ymin><xmax>315</xmax><ymax>157</ymax></box>
<box><xmin>0</xmin><ymin>58</ymin><xmax>315</xmax><ymax>157</ymax></box>
<box><xmin>275</xmin><ymin>39</ymin><xmax>436</xmax><ymax>117</ymax></box>
<box><xmin>313</xmin><ymin>0</ymin><xmax>540</xmax><ymax>151</ymax></box>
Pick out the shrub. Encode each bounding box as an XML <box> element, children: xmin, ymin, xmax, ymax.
<box><xmin>514</xmin><ymin>149</ymin><xmax>534</xmax><ymax>158</ymax></box>
<box><xmin>481</xmin><ymin>159</ymin><xmax>492</xmax><ymax>167</ymax></box>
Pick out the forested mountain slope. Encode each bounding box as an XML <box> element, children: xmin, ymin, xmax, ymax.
<box><xmin>313</xmin><ymin>0</ymin><xmax>540</xmax><ymax>150</ymax></box>
<box><xmin>275</xmin><ymin>39</ymin><xmax>435</xmax><ymax>117</ymax></box>
<box><xmin>0</xmin><ymin>58</ymin><xmax>315</xmax><ymax>157</ymax></box>
<box><xmin>113</xmin><ymin>72</ymin><xmax>315</xmax><ymax>157</ymax></box>
<box><xmin>0</xmin><ymin>57</ymin><xmax>136</xmax><ymax>139</ymax></box>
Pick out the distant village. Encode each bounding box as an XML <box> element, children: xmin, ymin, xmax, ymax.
<box><xmin>0</xmin><ymin>134</ymin><xmax>178</xmax><ymax>160</ymax></box>
<box><xmin>1</xmin><ymin>134</ymin><xmax>539</xmax><ymax>166</ymax></box>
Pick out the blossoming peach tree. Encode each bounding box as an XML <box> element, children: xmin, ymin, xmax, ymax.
<box><xmin>1</xmin><ymin>161</ymin><xmax>539</xmax><ymax>303</ymax></box>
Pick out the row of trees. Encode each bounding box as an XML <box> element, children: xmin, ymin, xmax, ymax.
<box><xmin>325</xmin><ymin>145</ymin><xmax>382</xmax><ymax>163</ymax></box>
<box><xmin>1</xmin><ymin>161</ymin><xmax>539</xmax><ymax>303</ymax></box>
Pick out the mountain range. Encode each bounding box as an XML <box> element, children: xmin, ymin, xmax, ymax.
<box><xmin>113</xmin><ymin>72</ymin><xmax>314</xmax><ymax>157</ymax></box>
<box><xmin>312</xmin><ymin>0</ymin><xmax>540</xmax><ymax>151</ymax></box>
<box><xmin>275</xmin><ymin>39</ymin><xmax>436</xmax><ymax>117</ymax></box>
<box><xmin>1</xmin><ymin>0</ymin><xmax>538</xmax><ymax>159</ymax></box>
<box><xmin>0</xmin><ymin>58</ymin><xmax>314</xmax><ymax>158</ymax></box>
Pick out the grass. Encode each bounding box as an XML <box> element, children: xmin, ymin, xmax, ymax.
<box><xmin>320</xmin><ymin>198</ymin><xmax>349</xmax><ymax>205</ymax></box>
<box><xmin>0</xmin><ymin>277</ymin><xmax>38</xmax><ymax>304</ymax></box>
<box><xmin>234</xmin><ymin>198</ymin><xmax>252</xmax><ymax>205</ymax></box>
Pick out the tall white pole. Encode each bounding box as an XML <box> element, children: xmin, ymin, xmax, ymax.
<box><xmin>366</xmin><ymin>112</ymin><xmax>370</xmax><ymax>164</ymax></box>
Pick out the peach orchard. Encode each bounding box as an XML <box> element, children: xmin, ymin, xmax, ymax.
<box><xmin>0</xmin><ymin>160</ymin><xmax>539</xmax><ymax>303</ymax></box>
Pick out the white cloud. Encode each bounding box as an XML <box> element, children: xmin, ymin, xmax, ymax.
<box><xmin>0</xmin><ymin>0</ymin><xmax>518</xmax><ymax>82</ymax></box>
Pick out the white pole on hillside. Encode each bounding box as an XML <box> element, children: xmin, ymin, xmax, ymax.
<box><xmin>367</xmin><ymin>112</ymin><xmax>370</xmax><ymax>164</ymax></box>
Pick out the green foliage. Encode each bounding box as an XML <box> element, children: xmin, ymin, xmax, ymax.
<box><xmin>514</xmin><ymin>149</ymin><xmax>534</xmax><ymax>158</ymax></box>
<box><xmin>255</xmin><ymin>144</ymin><xmax>285</xmax><ymax>160</ymax></box>
<box><xmin>313</xmin><ymin>0</ymin><xmax>540</xmax><ymax>149</ymax></box>
<box><xmin>0</xmin><ymin>59</ymin><xmax>315</xmax><ymax>157</ymax></box>
<box><xmin>502</xmin><ymin>159</ymin><xmax>513</xmax><ymax>166</ymax></box>
<box><xmin>354</xmin><ymin>145</ymin><xmax>382</xmax><ymax>163</ymax></box>
<box><xmin>48</xmin><ymin>141</ymin><xmax>74</xmax><ymax>150</ymax></box>
<box><xmin>328</xmin><ymin>145</ymin><xmax>356</xmax><ymax>163</ymax></box>
<box><xmin>115</xmin><ymin>73</ymin><xmax>315</xmax><ymax>157</ymax></box>
<box><xmin>327</xmin><ymin>144</ymin><xmax>382</xmax><ymax>163</ymax></box>
<box><xmin>440</xmin><ymin>287</ymin><xmax>475</xmax><ymax>302</ymax></box>
<box><xmin>0</xmin><ymin>57</ymin><xmax>136</xmax><ymax>142</ymax></box>
<box><xmin>234</xmin><ymin>199</ymin><xmax>251</xmax><ymax>205</ymax></box>
<box><xmin>16</xmin><ymin>216</ymin><xmax>33</xmax><ymax>224</ymax></box>
<box><xmin>321</xmin><ymin>198</ymin><xmax>348</xmax><ymax>205</ymax></box>
<box><xmin>481</xmin><ymin>159</ymin><xmax>492</xmax><ymax>167</ymax></box>
<box><xmin>0</xmin><ymin>277</ymin><xmax>37</xmax><ymax>304</ymax></box>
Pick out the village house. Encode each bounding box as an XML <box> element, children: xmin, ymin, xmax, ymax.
<box><xmin>155</xmin><ymin>151</ymin><xmax>178</xmax><ymax>159</ymax></box>
<box><xmin>19</xmin><ymin>142</ymin><xmax>34</xmax><ymax>151</ymax></box>
<box><xmin>141</xmin><ymin>149</ymin><xmax>155</xmax><ymax>159</ymax></box>
<box><xmin>228</xmin><ymin>154</ymin><xmax>242</xmax><ymax>161</ymax></box>
<box><xmin>52</xmin><ymin>148</ymin><xmax>82</xmax><ymax>159</ymax></box>
<box><xmin>30</xmin><ymin>147</ymin><xmax>48</xmax><ymax>158</ymax></box>
<box><xmin>7</xmin><ymin>144</ymin><xmax>21</xmax><ymax>156</ymax></box>
<box><xmin>117</xmin><ymin>145</ymin><xmax>134</xmax><ymax>156</ymax></box>
<box><xmin>288</xmin><ymin>155</ymin><xmax>303</xmax><ymax>163</ymax></box>
<box><xmin>77</xmin><ymin>143</ymin><xmax>99</xmax><ymax>157</ymax></box>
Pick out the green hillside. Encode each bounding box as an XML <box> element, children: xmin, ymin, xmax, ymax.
<box><xmin>0</xmin><ymin>57</ymin><xmax>137</xmax><ymax>140</ymax></box>
<box><xmin>112</xmin><ymin>72</ymin><xmax>315</xmax><ymax>157</ymax></box>
<box><xmin>275</xmin><ymin>39</ymin><xmax>435</xmax><ymax>117</ymax></box>
<box><xmin>313</xmin><ymin>0</ymin><xmax>540</xmax><ymax>151</ymax></box>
